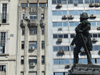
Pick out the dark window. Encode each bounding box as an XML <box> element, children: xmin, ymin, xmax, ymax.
<box><xmin>85</xmin><ymin>0</ymin><xmax>90</xmax><ymax>3</ymax></box>
<box><xmin>98</xmin><ymin>34</ymin><xmax>100</xmax><ymax>37</ymax></box>
<box><xmin>30</xmin><ymin>13</ymin><xmax>37</xmax><ymax>19</ymax></box>
<box><xmin>58</xmin><ymin>34</ymin><xmax>63</xmax><ymax>38</ymax></box>
<box><xmin>70</xmin><ymin>34</ymin><xmax>75</xmax><ymax>38</ymax></box>
<box><xmin>42</xmin><ymin>28</ymin><xmax>44</xmax><ymax>35</ymax></box>
<box><xmin>23</xmin><ymin>14</ymin><xmax>25</xmax><ymax>19</ymax></box>
<box><xmin>22</xmin><ymin>28</ymin><xmax>25</xmax><ymax>35</ymax></box>
<box><xmin>42</xmin><ymin>56</ymin><xmax>45</xmax><ymax>64</ymax></box>
<box><xmin>2</xmin><ymin>4</ymin><xmax>7</xmax><ymax>23</ymax></box>
<box><xmin>29</xmin><ymin>28</ymin><xmax>37</xmax><ymax>35</ymax></box>
<box><xmin>68</xmin><ymin>0</ymin><xmax>73</xmax><ymax>4</ymax></box>
<box><xmin>52</xmin><ymin>0</ymin><xmax>56</xmax><ymax>4</ymax></box>
<box><xmin>21</xmin><ymin>41</ymin><xmax>24</xmax><ymax>49</ymax></box>
<box><xmin>21</xmin><ymin>56</ymin><xmax>24</xmax><ymax>65</ymax></box>
<box><xmin>78</xmin><ymin>0</ymin><xmax>83</xmax><ymax>4</ymax></box>
<box><xmin>93</xmin><ymin>34</ymin><xmax>97</xmax><ymax>37</ymax></box>
<box><xmin>42</xmin><ymin>41</ymin><xmax>45</xmax><ymax>49</ymax></box>
<box><xmin>29</xmin><ymin>3</ymin><xmax>37</xmax><ymax>7</ymax></box>
<box><xmin>57</xmin><ymin>0</ymin><xmax>61</xmax><ymax>4</ymax></box>
<box><xmin>53</xmin><ymin>34</ymin><xmax>57</xmax><ymax>38</ymax></box>
<box><xmin>41</xmin><ymin>14</ymin><xmax>44</xmax><ymax>19</ymax></box>
<box><xmin>90</xmin><ymin>0</ymin><xmax>94</xmax><ymax>3</ymax></box>
<box><xmin>64</xmin><ymin>34</ymin><xmax>68</xmax><ymax>38</ymax></box>
<box><xmin>39</xmin><ymin>3</ymin><xmax>46</xmax><ymax>7</ymax></box>
<box><xmin>29</xmin><ymin>41</ymin><xmax>37</xmax><ymax>49</ymax></box>
<box><xmin>21</xmin><ymin>3</ymin><xmax>28</xmax><ymax>7</ymax></box>
<box><xmin>0</xmin><ymin>65</ymin><xmax>6</xmax><ymax>72</ymax></box>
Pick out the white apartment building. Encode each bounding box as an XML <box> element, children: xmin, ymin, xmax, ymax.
<box><xmin>48</xmin><ymin>0</ymin><xmax>100</xmax><ymax>75</ymax></box>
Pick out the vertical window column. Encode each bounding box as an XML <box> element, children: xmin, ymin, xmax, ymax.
<box><xmin>2</xmin><ymin>4</ymin><xmax>7</xmax><ymax>23</ymax></box>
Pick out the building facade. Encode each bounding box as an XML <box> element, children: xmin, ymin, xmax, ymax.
<box><xmin>0</xmin><ymin>0</ymin><xmax>18</xmax><ymax>75</ymax></box>
<box><xmin>48</xmin><ymin>0</ymin><xmax>100</xmax><ymax>75</ymax></box>
<box><xmin>16</xmin><ymin>0</ymin><xmax>48</xmax><ymax>75</ymax></box>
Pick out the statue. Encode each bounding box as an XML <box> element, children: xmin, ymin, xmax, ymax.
<box><xmin>71</xmin><ymin>12</ymin><xmax>92</xmax><ymax>65</ymax></box>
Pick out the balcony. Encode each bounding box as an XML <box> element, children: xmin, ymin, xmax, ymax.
<box><xmin>28</xmin><ymin>20</ymin><xmax>38</xmax><ymax>27</ymax></box>
<box><xmin>89</xmin><ymin>3</ymin><xmax>95</xmax><ymax>7</ymax></box>
<box><xmin>20</xmin><ymin>20</ymin><xmax>25</xmax><ymax>28</ymax></box>
<box><xmin>56</xmin><ymin>4</ymin><xmax>62</xmax><ymax>8</ymax></box>
<box><xmin>95</xmin><ymin>3</ymin><xmax>100</xmax><ymax>7</ymax></box>
<box><xmin>58</xmin><ymin>50</ymin><xmax>65</xmax><ymax>55</ymax></box>
<box><xmin>89</xmin><ymin>14</ymin><xmax>96</xmax><ymax>19</ymax></box>
<box><xmin>62</xmin><ymin>15</ymin><xmax>67</xmax><ymax>20</ymax></box>
<box><xmin>68</xmin><ymin>15</ymin><xmax>74</xmax><ymax>19</ymax></box>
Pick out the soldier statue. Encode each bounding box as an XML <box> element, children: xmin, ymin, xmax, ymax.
<box><xmin>71</xmin><ymin>12</ymin><xmax>92</xmax><ymax>65</ymax></box>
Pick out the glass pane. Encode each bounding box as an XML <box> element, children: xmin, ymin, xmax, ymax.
<box><xmin>58</xmin><ymin>34</ymin><xmax>63</xmax><ymax>38</ymax></box>
<box><xmin>96</xmin><ymin>10</ymin><xmax>100</xmax><ymax>14</ymax></box>
<box><xmin>64</xmin><ymin>34</ymin><xmax>68</xmax><ymax>38</ymax></box>
<box><xmin>97</xmin><ymin>22</ymin><xmax>100</xmax><ymax>26</ymax></box>
<box><xmin>79</xmin><ymin>10</ymin><xmax>84</xmax><ymax>15</ymax></box>
<box><xmin>97</xmin><ymin>58</ymin><xmax>100</xmax><ymax>63</ymax></box>
<box><xmin>58</xmin><ymin>11</ymin><xmax>62</xmax><ymax>15</ymax></box>
<box><xmin>52</xmin><ymin>0</ymin><xmax>56</xmax><ymax>4</ymax></box>
<box><xmin>52</xmin><ymin>11</ymin><xmax>57</xmax><ymax>15</ymax></box>
<box><xmin>53</xmin><ymin>34</ymin><xmax>57</xmax><ymax>38</ymax></box>
<box><xmin>75</xmin><ymin>22</ymin><xmax>79</xmax><ymax>26</ymax></box>
<box><xmin>95</xmin><ymin>0</ymin><xmax>99</xmax><ymax>3</ymax></box>
<box><xmin>59</xmin><ymin>46</ymin><xmax>63</xmax><ymax>50</ymax></box>
<box><xmin>65</xmin><ymin>72</ymin><xmax>68</xmax><ymax>75</ymax></box>
<box><xmin>85</xmin><ymin>10</ymin><xmax>91</xmax><ymax>15</ymax></box>
<box><xmin>92</xmin><ymin>59</ymin><xmax>95</xmax><ymax>64</ymax></box>
<box><xmin>53</xmin><ymin>46</ymin><xmax>59</xmax><ymax>51</ymax></box>
<box><xmin>90</xmin><ymin>0</ymin><xmax>94</xmax><ymax>3</ymax></box>
<box><xmin>55</xmin><ymin>73</ymin><xmax>63</xmax><ymax>75</ymax></box>
<box><xmin>65</xmin><ymin>59</ymin><xmax>70</xmax><ymax>64</ymax></box>
<box><xmin>90</xmin><ymin>10</ymin><xmax>95</xmax><ymax>14</ymax></box>
<box><xmin>62</xmin><ymin>0</ymin><xmax>67</xmax><ymax>4</ymax></box>
<box><xmin>73</xmin><ymin>11</ymin><xmax>79</xmax><ymax>15</ymax></box>
<box><xmin>85</xmin><ymin>0</ymin><xmax>90</xmax><ymax>3</ymax></box>
<box><xmin>69</xmin><ymin>22</ymin><xmax>74</xmax><ymax>26</ymax></box>
<box><xmin>91</xmin><ymin>22</ymin><xmax>96</xmax><ymax>26</ymax></box>
<box><xmin>64</xmin><ymin>46</ymin><xmax>68</xmax><ymax>51</ymax></box>
<box><xmin>69</xmin><ymin>0</ymin><xmax>73</xmax><ymax>4</ymax></box>
<box><xmin>63</xmin><ymin>11</ymin><xmax>67</xmax><ymax>15</ymax></box>
<box><xmin>29</xmin><ymin>3</ymin><xmax>34</xmax><ymax>7</ymax></box>
<box><xmin>60</xmin><ymin>59</ymin><xmax>65</xmax><ymax>64</ymax></box>
<box><xmin>69</xmin><ymin>11</ymin><xmax>73</xmax><ymax>15</ymax></box>
<box><xmin>98</xmin><ymin>34</ymin><xmax>100</xmax><ymax>37</ymax></box>
<box><xmin>93</xmin><ymin>34</ymin><xmax>97</xmax><ymax>37</ymax></box>
<box><xmin>54</xmin><ymin>59</ymin><xmax>59</xmax><ymax>64</ymax></box>
<box><xmin>57</xmin><ymin>0</ymin><xmax>61</xmax><ymax>4</ymax></box>
<box><xmin>71</xmin><ymin>46</ymin><xmax>75</xmax><ymax>51</ymax></box>
<box><xmin>58</xmin><ymin>22</ymin><xmax>62</xmax><ymax>26</ymax></box>
<box><xmin>53</xmin><ymin>22</ymin><xmax>57</xmax><ymax>27</ymax></box>
<box><xmin>82</xmin><ymin>59</ymin><xmax>87</xmax><ymax>64</ymax></box>
<box><xmin>71</xmin><ymin>34</ymin><xmax>75</xmax><ymax>38</ymax></box>
<box><xmin>34</xmin><ymin>4</ymin><xmax>37</xmax><ymax>7</ymax></box>
<box><xmin>63</xmin><ymin>22</ymin><xmax>68</xmax><ymax>26</ymax></box>
<box><xmin>78</xmin><ymin>0</ymin><xmax>83</xmax><ymax>4</ymax></box>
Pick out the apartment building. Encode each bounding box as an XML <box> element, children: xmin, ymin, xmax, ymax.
<box><xmin>48</xmin><ymin>0</ymin><xmax>100</xmax><ymax>75</ymax></box>
<box><xmin>0</xmin><ymin>0</ymin><xmax>18</xmax><ymax>75</ymax></box>
<box><xmin>16</xmin><ymin>0</ymin><xmax>48</xmax><ymax>75</ymax></box>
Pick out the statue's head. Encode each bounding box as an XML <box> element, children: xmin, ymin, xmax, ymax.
<box><xmin>80</xmin><ymin>12</ymin><xmax>88</xmax><ymax>22</ymax></box>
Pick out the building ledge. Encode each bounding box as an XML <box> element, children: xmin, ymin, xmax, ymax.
<box><xmin>0</xmin><ymin>23</ymin><xmax>9</xmax><ymax>25</ymax></box>
<box><xmin>0</xmin><ymin>54</ymin><xmax>9</xmax><ymax>56</ymax></box>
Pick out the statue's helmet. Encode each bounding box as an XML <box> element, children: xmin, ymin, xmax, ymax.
<box><xmin>80</xmin><ymin>12</ymin><xmax>88</xmax><ymax>19</ymax></box>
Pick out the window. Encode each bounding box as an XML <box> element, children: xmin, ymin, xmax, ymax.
<box><xmin>54</xmin><ymin>59</ymin><xmax>70</xmax><ymax>64</ymax></box>
<box><xmin>21</xmin><ymin>56</ymin><xmax>24</xmax><ymax>65</ymax></box>
<box><xmin>29</xmin><ymin>3</ymin><xmax>37</xmax><ymax>7</ymax></box>
<box><xmin>2</xmin><ymin>4</ymin><xmax>7</xmax><ymax>23</ymax></box>
<box><xmin>0</xmin><ymin>32</ymin><xmax>6</xmax><ymax>54</ymax></box>
<box><xmin>21</xmin><ymin>3</ymin><xmax>28</xmax><ymax>7</ymax></box>
<box><xmin>41</xmin><ymin>14</ymin><xmax>44</xmax><ymax>20</ymax></box>
<box><xmin>97</xmin><ymin>58</ymin><xmax>100</xmax><ymax>63</ymax></box>
<box><xmin>55</xmin><ymin>72</ymin><xmax>63</xmax><ymax>75</ymax></box>
<box><xmin>29</xmin><ymin>59</ymin><xmax>37</xmax><ymax>64</ymax></box>
<box><xmin>42</xmin><ymin>41</ymin><xmax>45</xmax><ymax>49</ymax></box>
<box><xmin>22</xmin><ymin>28</ymin><xmax>25</xmax><ymax>35</ymax></box>
<box><xmin>53</xmin><ymin>34</ymin><xmax>68</xmax><ymax>38</ymax></box>
<box><xmin>70</xmin><ymin>34</ymin><xmax>75</xmax><ymax>38</ymax></box>
<box><xmin>69</xmin><ymin>22</ymin><xmax>79</xmax><ymax>27</ymax></box>
<box><xmin>52</xmin><ymin>0</ymin><xmax>67</xmax><ymax>4</ymax></box>
<box><xmin>42</xmin><ymin>71</ymin><xmax>45</xmax><ymax>75</ymax></box>
<box><xmin>29</xmin><ymin>41</ymin><xmax>37</xmax><ymax>49</ymax></box>
<box><xmin>85</xmin><ymin>0</ymin><xmax>100</xmax><ymax>3</ymax></box>
<box><xmin>52</xmin><ymin>0</ymin><xmax>56</xmax><ymax>4</ymax></box>
<box><xmin>21</xmin><ymin>72</ymin><xmax>24</xmax><ymax>75</ymax></box>
<box><xmin>22</xmin><ymin>14</ymin><xmax>25</xmax><ymax>19</ymax></box>
<box><xmin>69</xmin><ymin>10</ymin><xmax>84</xmax><ymax>15</ymax></box>
<box><xmin>68</xmin><ymin>0</ymin><xmax>83</xmax><ymax>4</ymax></box>
<box><xmin>92</xmin><ymin>45</ymin><xmax>100</xmax><ymax>50</ymax></box>
<box><xmin>0</xmin><ymin>65</ymin><xmax>6</xmax><ymax>75</ymax></box>
<box><xmin>71</xmin><ymin>46</ymin><xmax>75</xmax><ymax>51</ymax></box>
<box><xmin>85</xmin><ymin>0</ymin><xmax>89</xmax><ymax>3</ymax></box>
<box><xmin>29</xmin><ymin>71</ymin><xmax>37</xmax><ymax>75</ymax></box>
<box><xmin>39</xmin><ymin>3</ymin><xmax>46</xmax><ymax>7</ymax></box>
<box><xmin>30</xmin><ymin>13</ymin><xmax>37</xmax><ymax>19</ymax></box>
<box><xmin>29</xmin><ymin>28</ymin><xmax>37</xmax><ymax>35</ymax></box>
<box><xmin>42</xmin><ymin>56</ymin><xmax>45</xmax><ymax>64</ymax></box>
<box><xmin>42</xmin><ymin>28</ymin><xmax>44</xmax><ymax>35</ymax></box>
<box><xmin>53</xmin><ymin>22</ymin><xmax>68</xmax><ymax>27</ymax></box>
<box><xmin>21</xmin><ymin>41</ymin><xmax>24</xmax><ymax>49</ymax></box>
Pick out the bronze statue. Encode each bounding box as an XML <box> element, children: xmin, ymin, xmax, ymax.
<box><xmin>71</xmin><ymin>12</ymin><xmax>92</xmax><ymax>65</ymax></box>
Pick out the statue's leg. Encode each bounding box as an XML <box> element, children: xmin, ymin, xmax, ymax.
<box><xmin>87</xmin><ymin>50</ymin><xmax>92</xmax><ymax>64</ymax></box>
<box><xmin>73</xmin><ymin>45</ymin><xmax>81</xmax><ymax>65</ymax></box>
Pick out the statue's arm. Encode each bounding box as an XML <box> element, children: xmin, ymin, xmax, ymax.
<box><xmin>82</xmin><ymin>24</ymin><xmax>90</xmax><ymax>32</ymax></box>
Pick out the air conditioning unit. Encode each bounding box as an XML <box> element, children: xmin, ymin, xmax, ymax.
<box><xmin>56</xmin><ymin>4</ymin><xmax>62</xmax><ymax>8</ymax></box>
<box><xmin>92</xmin><ymin>38</ymin><xmax>98</xmax><ymax>43</ymax></box>
<box><xmin>74</xmin><ymin>4</ymin><xmax>78</xmax><ymax>6</ymax></box>
<box><xmin>65</xmin><ymin>65</ymin><xmax>70</xmax><ymax>69</ymax></box>
<box><xmin>89</xmin><ymin>3</ymin><xmax>95</xmax><ymax>7</ymax></box>
<box><xmin>95</xmin><ymin>3</ymin><xmax>100</xmax><ymax>7</ymax></box>
<box><xmin>58</xmin><ymin>50</ymin><xmax>65</xmax><ymax>55</ymax></box>
<box><xmin>62</xmin><ymin>15</ymin><xmax>67</xmax><ymax>19</ymax></box>
<box><xmin>58</xmin><ymin>28</ymin><xmax>62</xmax><ymax>31</ymax></box>
<box><xmin>30</xmin><ymin>63</ymin><xmax>36</xmax><ymax>67</ymax></box>
<box><xmin>58</xmin><ymin>38</ymin><xmax>62</xmax><ymax>43</ymax></box>
<box><xmin>89</xmin><ymin>14</ymin><xmax>96</xmax><ymax>19</ymax></box>
<box><xmin>68</xmin><ymin>15</ymin><xmax>74</xmax><ymax>19</ymax></box>
<box><xmin>97</xmin><ymin>27</ymin><xmax>100</xmax><ymax>30</ymax></box>
<box><xmin>29</xmin><ymin>47</ymin><xmax>34</xmax><ymax>51</ymax></box>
